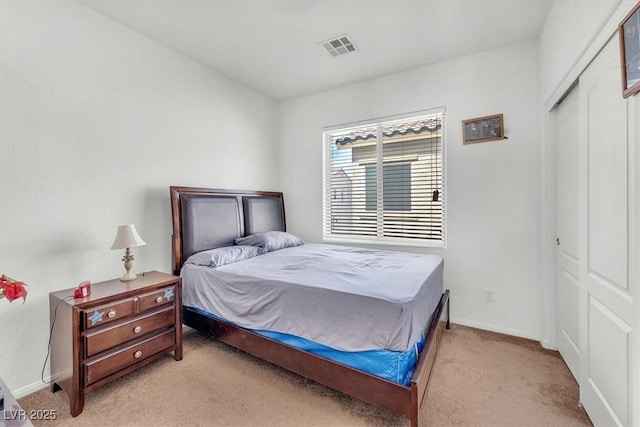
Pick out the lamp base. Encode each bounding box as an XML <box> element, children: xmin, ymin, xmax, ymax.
<box><xmin>120</xmin><ymin>247</ymin><xmax>137</xmax><ymax>281</ymax></box>
<box><xmin>120</xmin><ymin>272</ymin><xmax>137</xmax><ymax>282</ymax></box>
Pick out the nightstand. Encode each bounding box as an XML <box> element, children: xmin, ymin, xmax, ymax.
<box><xmin>49</xmin><ymin>271</ymin><xmax>182</xmax><ymax>416</ymax></box>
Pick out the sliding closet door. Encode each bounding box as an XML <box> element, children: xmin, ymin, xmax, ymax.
<box><xmin>556</xmin><ymin>84</ymin><xmax>580</xmax><ymax>381</ymax></box>
<box><xmin>578</xmin><ymin>35</ymin><xmax>633</xmax><ymax>426</ymax></box>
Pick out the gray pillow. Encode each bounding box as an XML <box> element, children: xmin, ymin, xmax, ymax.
<box><xmin>185</xmin><ymin>245</ymin><xmax>263</xmax><ymax>267</ymax></box>
<box><xmin>234</xmin><ymin>231</ymin><xmax>303</xmax><ymax>252</ymax></box>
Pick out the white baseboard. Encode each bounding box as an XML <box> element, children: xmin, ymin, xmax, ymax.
<box><xmin>12</xmin><ymin>377</ymin><xmax>50</xmax><ymax>399</ymax></box>
<box><xmin>540</xmin><ymin>339</ymin><xmax>557</xmax><ymax>350</ymax></box>
<box><xmin>451</xmin><ymin>317</ymin><xmax>543</xmax><ymax>343</ymax></box>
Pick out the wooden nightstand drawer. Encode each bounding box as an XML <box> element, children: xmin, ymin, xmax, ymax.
<box><xmin>84</xmin><ymin>329</ymin><xmax>175</xmax><ymax>386</ymax></box>
<box><xmin>84</xmin><ymin>306</ymin><xmax>176</xmax><ymax>357</ymax></box>
<box><xmin>83</xmin><ymin>299</ymin><xmax>134</xmax><ymax>329</ymax></box>
<box><xmin>138</xmin><ymin>286</ymin><xmax>176</xmax><ymax>312</ymax></box>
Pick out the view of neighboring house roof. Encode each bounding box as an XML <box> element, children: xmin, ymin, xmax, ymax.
<box><xmin>335</xmin><ymin>118</ymin><xmax>442</xmax><ymax>145</ymax></box>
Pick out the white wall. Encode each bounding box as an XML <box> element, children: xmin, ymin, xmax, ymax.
<box><xmin>278</xmin><ymin>39</ymin><xmax>542</xmax><ymax>340</ymax></box>
<box><xmin>539</xmin><ymin>0</ymin><xmax>621</xmax><ymax>103</ymax></box>
<box><xmin>0</xmin><ymin>0</ymin><xmax>278</xmax><ymax>395</ymax></box>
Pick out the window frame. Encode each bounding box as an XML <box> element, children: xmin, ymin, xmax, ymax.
<box><xmin>322</xmin><ymin>108</ymin><xmax>447</xmax><ymax>248</ymax></box>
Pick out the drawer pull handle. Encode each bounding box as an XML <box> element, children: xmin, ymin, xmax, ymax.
<box><xmin>107</xmin><ymin>310</ymin><xmax>117</xmax><ymax>318</ymax></box>
<box><xmin>133</xmin><ymin>325</ymin><xmax>142</xmax><ymax>334</ymax></box>
<box><xmin>133</xmin><ymin>297</ymin><xmax>139</xmax><ymax>302</ymax></box>
<box><xmin>155</xmin><ymin>296</ymin><xmax>163</xmax><ymax>303</ymax></box>
<box><xmin>134</xmin><ymin>350</ymin><xmax>142</xmax><ymax>359</ymax></box>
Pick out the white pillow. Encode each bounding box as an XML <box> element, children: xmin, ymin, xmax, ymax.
<box><xmin>185</xmin><ymin>245</ymin><xmax>263</xmax><ymax>267</ymax></box>
<box><xmin>234</xmin><ymin>231</ymin><xmax>304</xmax><ymax>253</ymax></box>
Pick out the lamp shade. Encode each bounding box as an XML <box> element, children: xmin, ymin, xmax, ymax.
<box><xmin>110</xmin><ymin>224</ymin><xmax>146</xmax><ymax>250</ymax></box>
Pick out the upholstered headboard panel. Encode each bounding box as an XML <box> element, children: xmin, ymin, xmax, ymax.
<box><xmin>180</xmin><ymin>194</ymin><xmax>242</xmax><ymax>260</ymax></box>
<box><xmin>243</xmin><ymin>196</ymin><xmax>285</xmax><ymax>236</ymax></box>
<box><xmin>170</xmin><ymin>187</ymin><xmax>286</xmax><ymax>275</ymax></box>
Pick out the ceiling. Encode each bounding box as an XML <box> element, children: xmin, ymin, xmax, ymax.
<box><xmin>80</xmin><ymin>0</ymin><xmax>553</xmax><ymax>101</ymax></box>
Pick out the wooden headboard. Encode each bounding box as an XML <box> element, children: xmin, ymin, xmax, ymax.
<box><xmin>169</xmin><ymin>186</ymin><xmax>286</xmax><ymax>275</ymax></box>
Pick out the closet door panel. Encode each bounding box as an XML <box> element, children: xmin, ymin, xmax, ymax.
<box><xmin>556</xmin><ymin>84</ymin><xmax>580</xmax><ymax>380</ymax></box>
<box><xmin>579</xmin><ymin>34</ymin><xmax>633</xmax><ymax>427</ymax></box>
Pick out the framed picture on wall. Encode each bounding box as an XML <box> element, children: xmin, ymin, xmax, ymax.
<box><xmin>619</xmin><ymin>1</ymin><xmax>640</xmax><ymax>98</ymax></box>
<box><xmin>462</xmin><ymin>114</ymin><xmax>504</xmax><ymax>145</ymax></box>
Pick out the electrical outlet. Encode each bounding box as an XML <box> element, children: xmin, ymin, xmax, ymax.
<box><xmin>484</xmin><ymin>289</ymin><xmax>495</xmax><ymax>302</ymax></box>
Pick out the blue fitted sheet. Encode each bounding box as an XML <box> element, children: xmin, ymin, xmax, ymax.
<box><xmin>189</xmin><ymin>306</ymin><xmax>424</xmax><ymax>386</ymax></box>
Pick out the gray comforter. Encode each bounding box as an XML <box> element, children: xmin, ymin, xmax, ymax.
<box><xmin>181</xmin><ymin>243</ymin><xmax>443</xmax><ymax>352</ymax></box>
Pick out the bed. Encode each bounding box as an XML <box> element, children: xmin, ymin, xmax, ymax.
<box><xmin>170</xmin><ymin>186</ymin><xmax>450</xmax><ymax>426</ymax></box>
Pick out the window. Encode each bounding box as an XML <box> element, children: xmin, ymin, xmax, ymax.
<box><xmin>323</xmin><ymin>109</ymin><xmax>445</xmax><ymax>246</ymax></box>
<box><xmin>365</xmin><ymin>163</ymin><xmax>412</xmax><ymax>211</ymax></box>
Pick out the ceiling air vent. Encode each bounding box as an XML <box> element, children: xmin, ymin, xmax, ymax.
<box><xmin>321</xmin><ymin>34</ymin><xmax>357</xmax><ymax>57</ymax></box>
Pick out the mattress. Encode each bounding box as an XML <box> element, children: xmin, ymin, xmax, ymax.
<box><xmin>181</xmin><ymin>243</ymin><xmax>444</xmax><ymax>353</ymax></box>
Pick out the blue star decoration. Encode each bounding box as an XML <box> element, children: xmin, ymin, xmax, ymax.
<box><xmin>163</xmin><ymin>288</ymin><xmax>174</xmax><ymax>300</ymax></box>
<box><xmin>88</xmin><ymin>310</ymin><xmax>104</xmax><ymax>326</ymax></box>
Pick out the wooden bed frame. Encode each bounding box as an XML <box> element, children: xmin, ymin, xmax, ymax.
<box><xmin>170</xmin><ymin>186</ymin><xmax>450</xmax><ymax>426</ymax></box>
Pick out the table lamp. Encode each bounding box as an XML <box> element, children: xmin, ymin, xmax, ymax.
<box><xmin>111</xmin><ymin>224</ymin><xmax>146</xmax><ymax>281</ymax></box>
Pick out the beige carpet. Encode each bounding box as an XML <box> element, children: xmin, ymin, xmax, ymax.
<box><xmin>20</xmin><ymin>325</ymin><xmax>592</xmax><ymax>426</ymax></box>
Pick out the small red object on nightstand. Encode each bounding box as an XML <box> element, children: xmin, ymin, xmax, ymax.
<box><xmin>73</xmin><ymin>281</ymin><xmax>91</xmax><ymax>298</ymax></box>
